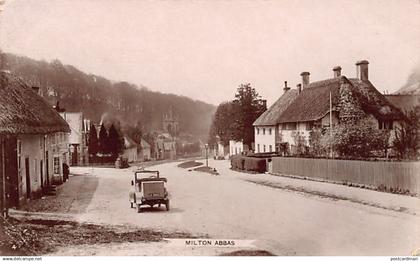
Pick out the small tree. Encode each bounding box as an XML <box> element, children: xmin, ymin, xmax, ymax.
<box><xmin>393</xmin><ymin>110</ymin><xmax>419</xmax><ymax>160</ymax></box>
<box><xmin>98</xmin><ymin>124</ymin><xmax>109</xmax><ymax>155</ymax></box>
<box><xmin>108</xmin><ymin>124</ymin><xmax>123</xmax><ymax>157</ymax></box>
<box><xmin>292</xmin><ymin>131</ymin><xmax>307</xmax><ymax>156</ymax></box>
<box><xmin>87</xmin><ymin>123</ymin><xmax>99</xmax><ymax>156</ymax></box>
<box><xmin>309</xmin><ymin>128</ymin><xmax>325</xmax><ymax>156</ymax></box>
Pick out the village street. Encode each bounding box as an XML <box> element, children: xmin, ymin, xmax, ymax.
<box><xmin>13</xmin><ymin>158</ymin><xmax>415</xmax><ymax>256</ymax></box>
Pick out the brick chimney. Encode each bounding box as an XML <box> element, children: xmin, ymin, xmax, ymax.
<box><xmin>300</xmin><ymin>72</ymin><xmax>310</xmax><ymax>89</ymax></box>
<box><xmin>356</xmin><ymin>60</ymin><xmax>369</xmax><ymax>81</ymax></box>
<box><xmin>283</xmin><ymin>81</ymin><xmax>290</xmax><ymax>93</ymax></box>
<box><xmin>31</xmin><ymin>86</ymin><xmax>40</xmax><ymax>95</ymax></box>
<box><xmin>333</xmin><ymin>66</ymin><xmax>342</xmax><ymax>78</ymax></box>
<box><xmin>261</xmin><ymin>99</ymin><xmax>267</xmax><ymax>109</ymax></box>
<box><xmin>297</xmin><ymin>83</ymin><xmax>302</xmax><ymax>94</ymax></box>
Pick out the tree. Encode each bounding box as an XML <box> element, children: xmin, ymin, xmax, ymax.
<box><xmin>330</xmin><ymin>118</ymin><xmax>390</xmax><ymax>158</ymax></box>
<box><xmin>208</xmin><ymin>84</ymin><xmax>266</xmax><ymax>148</ymax></box>
<box><xmin>108</xmin><ymin>124</ymin><xmax>124</xmax><ymax>157</ymax></box>
<box><xmin>98</xmin><ymin>124</ymin><xmax>109</xmax><ymax>155</ymax></box>
<box><xmin>87</xmin><ymin>123</ymin><xmax>99</xmax><ymax>156</ymax></box>
<box><xmin>292</xmin><ymin>131</ymin><xmax>308</xmax><ymax>156</ymax></box>
<box><xmin>232</xmin><ymin>84</ymin><xmax>267</xmax><ymax>147</ymax></box>
<box><xmin>393</xmin><ymin>109</ymin><xmax>419</xmax><ymax>160</ymax></box>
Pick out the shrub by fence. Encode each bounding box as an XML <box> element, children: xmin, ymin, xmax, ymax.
<box><xmin>231</xmin><ymin>155</ymin><xmax>266</xmax><ymax>173</ymax></box>
<box><xmin>271</xmin><ymin>157</ymin><xmax>420</xmax><ymax>195</ymax></box>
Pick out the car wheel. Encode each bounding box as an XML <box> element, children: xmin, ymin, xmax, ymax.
<box><xmin>158</xmin><ymin>203</ymin><xmax>161</xmax><ymax>208</ymax></box>
<box><xmin>137</xmin><ymin>204</ymin><xmax>142</xmax><ymax>213</ymax></box>
<box><xmin>130</xmin><ymin>202</ymin><xmax>133</xmax><ymax>208</ymax></box>
<box><xmin>166</xmin><ymin>201</ymin><xmax>170</xmax><ymax>211</ymax></box>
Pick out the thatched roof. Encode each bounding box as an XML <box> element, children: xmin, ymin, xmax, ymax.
<box><xmin>0</xmin><ymin>71</ymin><xmax>70</xmax><ymax>134</ymax></box>
<box><xmin>279</xmin><ymin>77</ymin><xmax>343</xmax><ymax>123</ymax></box>
<box><xmin>253</xmin><ymin>89</ymin><xmax>298</xmax><ymax>126</ymax></box>
<box><xmin>277</xmin><ymin>76</ymin><xmax>405</xmax><ymax>123</ymax></box>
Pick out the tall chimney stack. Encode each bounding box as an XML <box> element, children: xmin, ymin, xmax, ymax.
<box><xmin>356</xmin><ymin>60</ymin><xmax>369</xmax><ymax>81</ymax></box>
<box><xmin>31</xmin><ymin>86</ymin><xmax>40</xmax><ymax>95</ymax></box>
<box><xmin>297</xmin><ymin>84</ymin><xmax>302</xmax><ymax>94</ymax></box>
<box><xmin>283</xmin><ymin>81</ymin><xmax>290</xmax><ymax>93</ymax></box>
<box><xmin>300</xmin><ymin>72</ymin><xmax>310</xmax><ymax>89</ymax></box>
<box><xmin>333</xmin><ymin>66</ymin><xmax>342</xmax><ymax>78</ymax></box>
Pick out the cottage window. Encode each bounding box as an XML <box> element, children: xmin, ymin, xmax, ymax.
<box><xmin>17</xmin><ymin>140</ymin><xmax>22</xmax><ymax>170</ymax></box>
<box><xmin>284</xmin><ymin>123</ymin><xmax>297</xmax><ymax>130</ymax></box>
<box><xmin>269</xmin><ymin>145</ymin><xmax>272</xmax><ymax>152</ymax></box>
<box><xmin>306</xmin><ymin>122</ymin><xmax>314</xmax><ymax>131</ymax></box>
<box><xmin>268</xmin><ymin>128</ymin><xmax>272</xmax><ymax>135</ymax></box>
<box><xmin>256</xmin><ymin>128</ymin><xmax>260</xmax><ymax>135</ymax></box>
<box><xmin>379</xmin><ymin>120</ymin><xmax>394</xmax><ymax>130</ymax></box>
<box><xmin>257</xmin><ymin>144</ymin><xmax>260</xmax><ymax>153</ymax></box>
<box><xmin>263</xmin><ymin>128</ymin><xmax>266</xmax><ymax>135</ymax></box>
<box><xmin>263</xmin><ymin>145</ymin><xmax>266</xmax><ymax>153</ymax></box>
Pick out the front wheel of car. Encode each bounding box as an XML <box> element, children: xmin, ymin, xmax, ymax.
<box><xmin>130</xmin><ymin>202</ymin><xmax>133</xmax><ymax>208</ymax></box>
<box><xmin>166</xmin><ymin>201</ymin><xmax>170</xmax><ymax>211</ymax></box>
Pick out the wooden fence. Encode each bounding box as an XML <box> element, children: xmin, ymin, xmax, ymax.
<box><xmin>271</xmin><ymin>157</ymin><xmax>420</xmax><ymax>195</ymax></box>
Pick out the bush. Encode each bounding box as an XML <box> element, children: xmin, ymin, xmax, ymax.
<box><xmin>230</xmin><ymin>155</ymin><xmax>266</xmax><ymax>173</ymax></box>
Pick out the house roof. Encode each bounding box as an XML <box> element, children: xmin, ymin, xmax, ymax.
<box><xmin>385</xmin><ymin>94</ymin><xmax>420</xmax><ymax>114</ymax></box>
<box><xmin>348</xmin><ymin>79</ymin><xmax>405</xmax><ymax>121</ymax></box>
<box><xmin>140</xmin><ymin>138</ymin><xmax>151</xmax><ymax>149</ymax></box>
<box><xmin>0</xmin><ymin>71</ymin><xmax>70</xmax><ymax>134</ymax></box>
<box><xmin>277</xmin><ymin>76</ymin><xmax>405</xmax><ymax>123</ymax></box>
<box><xmin>278</xmin><ymin>77</ymin><xmax>343</xmax><ymax>123</ymax></box>
<box><xmin>124</xmin><ymin>135</ymin><xmax>138</xmax><ymax>149</ymax></box>
<box><xmin>253</xmin><ymin>89</ymin><xmax>298</xmax><ymax>126</ymax></box>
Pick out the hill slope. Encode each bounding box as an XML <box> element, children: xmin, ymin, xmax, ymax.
<box><xmin>2</xmin><ymin>53</ymin><xmax>215</xmax><ymax>137</ymax></box>
<box><xmin>395</xmin><ymin>65</ymin><xmax>420</xmax><ymax>95</ymax></box>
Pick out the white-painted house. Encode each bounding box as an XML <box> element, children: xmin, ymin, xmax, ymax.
<box><xmin>253</xmin><ymin>61</ymin><xmax>405</xmax><ymax>154</ymax></box>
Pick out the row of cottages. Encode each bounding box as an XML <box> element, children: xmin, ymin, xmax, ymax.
<box><xmin>122</xmin><ymin>135</ymin><xmax>151</xmax><ymax>162</ymax></box>
<box><xmin>253</xmin><ymin>60</ymin><xmax>405</xmax><ymax>154</ymax></box>
<box><xmin>0</xmin><ymin>72</ymin><xmax>70</xmax><ymax>213</ymax></box>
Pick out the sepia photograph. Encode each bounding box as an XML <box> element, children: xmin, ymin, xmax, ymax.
<box><xmin>0</xmin><ymin>0</ymin><xmax>419</xmax><ymax>259</ymax></box>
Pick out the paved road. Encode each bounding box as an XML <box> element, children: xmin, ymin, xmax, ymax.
<box><xmin>69</xmin><ymin>159</ymin><xmax>419</xmax><ymax>256</ymax></box>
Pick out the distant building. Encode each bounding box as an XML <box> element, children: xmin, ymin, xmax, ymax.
<box><xmin>139</xmin><ymin>138</ymin><xmax>151</xmax><ymax>161</ymax></box>
<box><xmin>155</xmin><ymin>133</ymin><xmax>176</xmax><ymax>160</ymax></box>
<box><xmin>229</xmin><ymin>140</ymin><xmax>249</xmax><ymax>156</ymax></box>
<box><xmin>60</xmin><ymin>112</ymin><xmax>90</xmax><ymax>166</ymax></box>
<box><xmin>253</xmin><ymin>61</ymin><xmax>405</xmax><ymax>154</ymax></box>
<box><xmin>123</xmin><ymin>135</ymin><xmax>138</xmax><ymax>163</ymax></box>
<box><xmin>0</xmin><ymin>72</ymin><xmax>70</xmax><ymax>212</ymax></box>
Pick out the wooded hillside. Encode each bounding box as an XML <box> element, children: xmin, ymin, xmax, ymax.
<box><xmin>1</xmin><ymin>53</ymin><xmax>215</xmax><ymax>137</ymax></box>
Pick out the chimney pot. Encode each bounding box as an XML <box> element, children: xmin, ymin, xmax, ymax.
<box><xmin>300</xmin><ymin>72</ymin><xmax>310</xmax><ymax>89</ymax></box>
<box><xmin>356</xmin><ymin>60</ymin><xmax>369</xmax><ymax>81</ymax></box>
<box><xmin>333</xmin><ymin>66</ymin><xmax>342</xmax><ymax>78</ymax></box>
<box><xmin>31</xmin><ymin>86</ymin><xmax>40</xmax><ymax>95</ymax></box>
<box><xmin>283</xmin><ymin>81</ymin><xmax>290</xmax><ymax>93</ymax></box>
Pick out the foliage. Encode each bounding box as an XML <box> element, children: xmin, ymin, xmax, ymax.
<box><xmin>291</xmin><ymin>131</ymin><xmax>308</xmax><ymax>156</ymax></box>
<box><xmin>209</xmin><ymin>83</ymin><xmax>266</xmax><ymax>147</ymax></box>
<box><xmin>3</xmin><ymin>53</ymin><xmax>215</xmax><ymax>137</ymax></box>
<box><xmin>308</xmin><ymin>128</ymin><xmax>325</xmax><ymax>156</ymax></box>
<box><xmin>330</xmin><ymin>118</ymin><xmax>390</xmax><ymax>158</ymax></box>
<box><xmin>230</xmin><ymin>155</ymin><xmax>266</xmax><ymax>173</ymax></box>
<box><xmin>98</xmin><ymin>124</ymin><xmax>109</xmax><ymax>155</ymax></box>
<box><xmin>87</xmin><ymin>123</ymin><xmax>99</xmax><ymax>156</ymax></box>
<box><xmin>392</xmin><ymin>109</ymin><xmax>419</xmax><ymax>160</ymax></box>
<box><xmin>232</xmin><ymin>83</ymin><xmax>267</xmax><ymax>147</ymax></box>
<box><xmin>108</xmin><ymin>124</ymin><xmax>124</xmax><ymax>157</ymax></box>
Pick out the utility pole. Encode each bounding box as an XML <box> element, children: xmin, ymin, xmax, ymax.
<box><xmin>329</xmin><ymin>91</ymin><xmax>333</xmax><ymax>158</ymax></box>
<box><xmin>0</xmin><ymin>137</ymin><xmax>6</xmax><ymax>217</ymax></box>
<box><xmin>205</xmin><ymin>144</ymin><xmax>208</xmax><ymax>167</ymax></box>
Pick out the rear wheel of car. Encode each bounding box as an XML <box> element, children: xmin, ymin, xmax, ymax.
<box><xmin>137</xmin><ymin>204</ymin><xmax>142</xmax><ymax>213</ymax></box>
<box><xmin>166</xmin><ymin>201</ymin><xmax>170</xmax><ymax>211</ymax></box>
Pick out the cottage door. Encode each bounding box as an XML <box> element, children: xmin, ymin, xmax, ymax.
<box><xmin>25</xmin><ymin>157</ymin><xmax>30</xmax><ymax>199</ymax></box>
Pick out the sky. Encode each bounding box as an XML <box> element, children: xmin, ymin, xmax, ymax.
<box><xmin>0</xmin><ymin>0</ymin><xmax>419</xmax><ymax>106</ymax></box>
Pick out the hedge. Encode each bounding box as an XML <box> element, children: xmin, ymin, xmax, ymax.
<box><xmin>230</xmin><ymin>155</ymin><xmax>266</xmax><ymax>173</ymax></box>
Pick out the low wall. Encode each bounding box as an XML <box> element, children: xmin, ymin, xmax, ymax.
<box><xmin>271</xmin><ymin>157</ymin><xmax>420</xmax><ymax>195</ymax></box>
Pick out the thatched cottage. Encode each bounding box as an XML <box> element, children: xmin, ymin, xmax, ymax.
<box><xmin>0</xmin><ymin>71</ymin><xmax>70</xmax><ymax>211</ymax></box>
<box><xmin>253</xmin><ymin>60</ymin><xmax>405</xmax><ymax>154</ymax></box>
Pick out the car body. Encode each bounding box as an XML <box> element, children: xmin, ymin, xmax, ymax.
<box><xmin>129</xmin><ymin>170</ymin><xmax>170</xmax><ymax>213</ymax></box>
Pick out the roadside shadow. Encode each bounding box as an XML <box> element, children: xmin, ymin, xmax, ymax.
<box><xmin>136</xmin><ymin>206</ymin><xmax>184</xmax><ymax>214</ymax></box>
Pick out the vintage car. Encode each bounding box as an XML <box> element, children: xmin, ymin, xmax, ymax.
<box><xmin>129</xmin><ymin>170</ymin><xmax>170</xmax><ymax>213</ymax></box>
